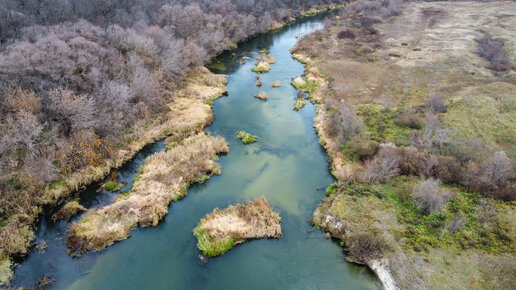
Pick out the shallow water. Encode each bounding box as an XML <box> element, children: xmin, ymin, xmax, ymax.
<box><xmin>13</xmin><ymin>14</ymin><xmax>380</xmax><ymax>289</ymax></box>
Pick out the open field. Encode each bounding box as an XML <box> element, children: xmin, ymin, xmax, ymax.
<box><xmin>293</xmin><ymin>1</ymin><xmax>516</xmax><ymax>288</ymax></box>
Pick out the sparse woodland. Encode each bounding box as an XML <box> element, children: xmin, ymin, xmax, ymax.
<box><xmin>0</xmin><ymin>0</ymin><xmax>347</xmax><ymax>277</ymax></box>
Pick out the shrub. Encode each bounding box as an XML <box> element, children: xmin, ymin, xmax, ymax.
<box><xmin>103</xmin><ymin>180</ymin><xmax>120</xmax><ymax>192</ymax></box>
<box><xmin>346</xmin><ymin>232</ymin><xmax>387</xmax><ymax>263</ymax></box>
<box><xmin>347</xmin><ymin>138</ymin><xmax>379</xmax><ymax>161</ymax></box>
<box><xmin>337</xmin><ymin>29</ymin><xmax>356</xmax><ymax>39</ymax></box>
<box><xmin>412</xmin><ymin>178</ymin><xmax>453</xmax><ymax>215</ymax></box>
<box><xmin>476</xmin><ymin>35</ymin><xmax>513</xmax><ymax>71</ymax></box>
<box><xmin>425</xmin><ymin>94</ymin><xmax>447</xmax><ymax>113</ymax></box>
<box><xmin>326</xmin><ymin>184</ymin><xmax>339</xmax><ymax>196</ymax></box>
<box><xmin>324</xmin><ymin>100</ymin><xmax>364</xmax><ymax>150</ymax></box>
<box><xmin>396</xmin><ymin>113</ymin><xmax>423</xmax><ymax>129</ymax></box>
<box><xmin>363</xmin><ymin>144</ymin><xmax>400</xmax><ymax>183</ymax></box>
<box><xmin>236</xmin><ymin>131</ymin><xmax>257</xmax><ymax>144</ymax></box>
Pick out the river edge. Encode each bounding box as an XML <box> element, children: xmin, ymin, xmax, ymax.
<box><xmin>290</xmin><ymin>51</ymin><xmax>398</xmax><ymax>290</ymax></box>
<box><xmin>0</xmin><ymin>6</ymin><xmax>347</xmax><ymax>285</ymax></box>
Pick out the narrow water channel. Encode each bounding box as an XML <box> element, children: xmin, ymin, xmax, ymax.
<box><xmin>13</xmin><ymin>14</ymin><xmax>380</xmax><ymax>289</ymax></box>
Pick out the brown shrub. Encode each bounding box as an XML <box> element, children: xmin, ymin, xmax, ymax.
<box><xmin>476</xmin><ymin>35</ymin><xmax>513</xmax><ymax>71</ymax></box>
<box><xmin>412</xmin><ymin>178</ymin><xmax>453</xmax><ymax>215</ymax></box>
<box><xmin>347</xmin><ymin>232</ymin><xmax>387</xmax><ymax>263</ymax></box>
<box><xmin>347</xmin><ymin>137</ymin><xmax>379</xmax><ymax>161</ymax></box>
<box><xmin>396</xmin><ymin>113</ymin><xmax>423</xmax><ymax>129</ymax></box>
<box><xmin>337</xmin><ymin>29</ymin><xmax>356</xmax><ymax>39</ymax></box>
<box><xmin>425</xmin><ymin>94</ymin><xmax>447</xmax><ymax>113</ymax></box>
<box><xmin>363</xmin><ymin>144</ymin><xmax>400</xmax><ymax>183</ymax></box>
<box><xmin>58</xmin><ymin>130</ymin><xmax>115</xmax><ymax>175</ymax></box>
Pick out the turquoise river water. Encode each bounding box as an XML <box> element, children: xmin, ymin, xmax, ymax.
<box><xmin>12</xmin><ymin>13</ymin><xmax>380</xmax><ymax>289</ymax></box>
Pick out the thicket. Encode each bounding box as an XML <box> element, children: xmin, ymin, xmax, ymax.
<box><xmin>475</xmin><ymin>34</ymin><xmax>513</xmax><ymax>72</ymax></box>
<box><xmin>0</xmin><ymin>0</ymin><xmax>347</xmax><ymax>265</ymax></box>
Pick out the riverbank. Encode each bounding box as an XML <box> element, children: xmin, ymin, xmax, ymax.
<box><xmin>292</xmin><ymin>1</ymin><xmax>516</xmax><ymax>288</ymax></box>
<box><xmin>0</xmin><ymin>66</ymin><xmax>227</xmax><ymax>284</ymax></box>
<box><xmin>194</xmin><ymin>197</ymin><xmax>281</xmax><ymax>257</ymax></box>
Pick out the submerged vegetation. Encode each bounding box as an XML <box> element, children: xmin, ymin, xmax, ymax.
<box><xmin>236</xmin><ymin>131</ymin><xmax>258</xmax><ymax>144</ymax></box>
<box><xmin>194</xmin><ymin>197</ymin><xmax>281</xmax><ymax>257</ymax></box>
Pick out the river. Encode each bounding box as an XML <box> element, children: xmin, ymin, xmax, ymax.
<box><xmin>12</xmin><ymin>13</ymin><xmax>380</xmax><ymax>289</ymax></box>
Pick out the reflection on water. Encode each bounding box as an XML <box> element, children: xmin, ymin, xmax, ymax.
<box><xmin>13</xmin><ymin>13</ymin><xmax>380</xmax><ymax>290</ymax></box>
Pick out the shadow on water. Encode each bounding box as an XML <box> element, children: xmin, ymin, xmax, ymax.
<box><xmin>12</xmin><ymin>12</ymin><xmax>380</xmax><ymax>290</ymax></box>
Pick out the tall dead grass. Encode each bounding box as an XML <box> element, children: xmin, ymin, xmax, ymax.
<box><xmin>67</xmin><ymin>132</ymin><xmax>228</xmax><ymax>253</ymax></box>
<box><xmin>194</xmin><ymin>197</ymin><xmax>282</xmax><ymax>257</ymax></box>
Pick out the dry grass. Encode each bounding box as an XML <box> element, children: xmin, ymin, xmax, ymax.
<box><xmin>255</xmin><ymin>91</ymin><xmax>268</xmax><ymax>100</ymax></box>
<box><xmin>67</xmin><ymin>133</ymin><xmax>228</xmax><ymax>253</ymax></box>
<box><xmin>51</xmin><ymin>200</ymin><xmax>86</xmax><ymax>222</ymax></box>
<box><xmin>194</xmin><ymin>197</ymin><xmax>281</xmax><ymax>257</ymax></box>
<box><xmin>271</xmin><ymin>81</ymin><xmax>282</xmax><ymax>87</ymax></box>
<box><xmin>252</xmin><ymin>62</ymin><xmax>271</xmax><ymax>73</ymax></box>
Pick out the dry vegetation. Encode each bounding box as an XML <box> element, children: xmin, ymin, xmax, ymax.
<box><xmin>51</xmin><ymin>200</ymin><xmax>86</xmax><ymax>222</ymax></box>
<box><xmin>67</xmin><ymin>133</ymin><xmax>228</xmax><ymax>253</ymax></box>
<box><xmin>293</xmin><ymin>1</ymin><xmax>516</xmax><ymax>288</ymax></box>
<box><xmin>0</xmin><ymin>0</ymin><xmax>349</xmax><ymax>284</ymax></box>
<box><xmin>194</xmin><ymin>197</ymin><xmax>281</xmax><ymax>257</ymax></box>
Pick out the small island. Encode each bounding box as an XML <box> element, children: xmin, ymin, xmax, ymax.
<box><xmin>236</xmin><ymin>131</ymin><xmax>258</xmax><ymax>144</ymax></box>
<box><xmin>193</xmin><ymin>197</ymin><xmax>282</xmax><ymax>257</ymax></box>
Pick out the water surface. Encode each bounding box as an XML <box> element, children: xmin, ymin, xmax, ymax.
<box><xmin>13</xmin><ymin>14</ymin><xmax>379</xmax><ymax>289</ymax></box>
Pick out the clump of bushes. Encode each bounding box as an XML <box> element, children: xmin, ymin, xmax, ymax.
<box><xmin>236</xmin><ymin>131</ymin><xmax>258</xmax><ymax>144</ymax></box>
<box><xmin>346</xmin><ymin>137</ymin><xmax>379</xmax><ymax>161</ymax></box>
<box><xmin>396</xmin><ymin>113</ymin><xmax>423</xmax><ymax>129</ymax></box>
<box><xmin>323</xmin><ymin>100</ymin><xmax>364</xmax><ymax>151</ymax></box>
<box><xmin>476</xmin><ymin>35</ymin><xmax>513</xmax><ymax>71</ymax></box>
<box><xmin>412</xmin><ymin>178</ymin><xmax>453</xmax><ymax>215</ymax></box>
<box><xmin>337</xmin><ymin>29</ymin><xmax>356</xmax><ymax>39</ymax></box>
<box><xmin>51</xmin><ymin>200</ymin><xmax>86</xmax><ymax>222</ymax></box>
<box><xmin>363</xmin><ymin>144</ymin><xmax>400</xmax><ymax>184</ymax></box>
<box><xmin>103</xmin><ymin>180</ymin><xmax>120</xmax><ymax>192</ymax></box>
<box><xmin>425</xmin><ymin>94</ymin><xmax>447</xmax><ymax>113</ymax></box>
<box><xmin>347</xmin><ymin>232</ymin><xmax>388</xmax><ymax>263</ymax></box>
<box><xmin>194</xmin><ymin>197</ymin><xmax>281</xmax><ymax>257</ymax></box>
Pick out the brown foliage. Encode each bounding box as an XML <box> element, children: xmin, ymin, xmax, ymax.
<box><xmin>59</xmin><ymin>130</ymin><xmax>115</xmax><ymax>175</ymax></box>
<box><xmin>363</xmin><ymin>145</ymin><xmax>400</xmax><ymax>183</ymax></box>
<box><xmin>348</xmin><ymin>137</ymin><xmax>379</xmax><ymax>161</ymax></box>
<box><xmin>347</xmin><ymin>232</ymin><xmax>387</xmax><ymax>263</ymax></box>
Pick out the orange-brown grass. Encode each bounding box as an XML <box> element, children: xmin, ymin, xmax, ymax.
<box><xmin>194</xmin><ymin>197</ymin><xmax>281</xmax><ymax>257</ymax></box>
<box><xmin>67</xmin><ymin>133</ymin><xmax>228</xmax><ymax>253</ymax></box>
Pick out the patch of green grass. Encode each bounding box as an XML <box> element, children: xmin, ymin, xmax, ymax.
<box><xmin>259</xmin><ymin>49</ymin><xmax>270</xmax><ymax>55</ymax></box>
<box><xmin>251</xmin><ymin>67</ymin><xmax>269</xmax><ymax>73</ymax></box>
<box><xmin>444</xmin><ymin>84</ymin><xmax>516</xmax><ymax>161</ymax></box>
<box><xmin>236</xmin><ymin>131</ymin><xmax>258</xmax><ymax>144</ymax></box>
<box><xmin>131</xmin><ymin>166</ymin><xmax>145</xmax><ymax>186</ymax></box>
<box><xmin>293</xmin><ymin>98</ymin><xmax>307</xmax><ymax>111</ymax></box>
<box><xmin>357</xmin><ymin>104</ymin><xmax>414</xmax><ymax>146</ymax></box>
<box><xmin>340</xmin><ymin>177</ymin><xmax>515</xmax><ymax>254</ymax></box>
<box><xmin>103</xmin><ymin>180</ymin><xmax>120</xmax><ymax>192</ymax></box>
<box><xmin>193</xmin><ymin>227</ymin><xmax>235</xmax><ymax>257</ymax></box>
<box><xmin>206</xmin><ymin>62</ymin><xmax>227</xmax><ymax>72</ymax></box>
<box><xmin>192</xmin><ymin>175</ymin><xmax>210</xmax><ymax>184</ymax></box>
<box><xmin>325</xmin><ymin>183</ymin><xmax>338</xmax><ymax>196</ymax></box>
